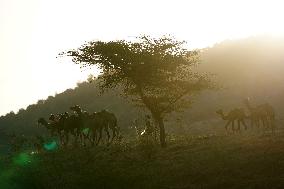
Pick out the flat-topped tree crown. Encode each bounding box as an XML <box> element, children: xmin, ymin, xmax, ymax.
<box><xmin>61</xmin><ymin>35</ymin><xmax>213</xmax><ymax>147</ymax></box>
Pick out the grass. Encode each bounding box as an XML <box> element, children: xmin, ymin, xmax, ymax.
<box><xmin>4</xmin><ymin>132</ymin><xmax>284</xmax><ymax>189</ymax></box>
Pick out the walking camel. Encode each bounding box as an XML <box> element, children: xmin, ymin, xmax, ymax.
<box><xmin>70</xmin><ymin>105</ymin><xmax>119</xmax><ymax>145</ymax></box>
<box><xmin>70</xmin><ymin>105</ymin><xmax>96</xmax><ymax>146</ymax></box>
<box><xmin>37</xmin><ymin>117</ymin><xmax>58</xmax><ymax>137</ymax></box>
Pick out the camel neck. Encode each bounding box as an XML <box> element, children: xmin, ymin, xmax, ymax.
<box><xmin>218</xmin><ymin>112</ymin><xmax>228</xmax><ymax>120</ymax></box>
<box><xmin>221</xmin><ymin>113</ymin><xmax>228</xmax><ymax>120</ymax></box>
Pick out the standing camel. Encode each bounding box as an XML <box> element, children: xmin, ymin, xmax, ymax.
<box><xmin>243</xmin><ymin>99</ymin><xmax>267</xmax><ymax>129</ymax></box>
<box><xmin>48</xmin><ymin>114</ymin><xmax>68</xmax><ymax>146</ymax></box>
<box><xmin>70</xmin><ymin>105</ymin><xmax>103</xmax><ymax>145</ymax></box>
<box><xmin>244</xmin><ymin>98</ymin><xmax>275</xmax><ymax>133</ymax></box>
<box><xmin>100</xmin><ymin>109</ymin><xmax>119</xmax><ymax>143</ymax></box>
<box><xmin>216</xmin><ymin>108</ymin><xmax>247</xmax><ymax>132</ymax></box>
<box><xmin>70</xmin><ymin>105</ymin><xmax>119</xmax><ymax>145</ymax></box>
<box><xmin>258</xmin><ymin>103</ymin><xmax>275</xmax><ymax>133</ymax></box>
<box><xmin>37</xmin><ymin>117</ymin><xmax>57</xmax><ymax>137</ymax></box>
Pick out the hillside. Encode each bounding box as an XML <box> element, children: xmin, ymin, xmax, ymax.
<box><xmin>1</xmin><ymin>36</ymin><xmax>284</xmax><ymax>139</ymax></box>
<box><xmin>0</xmin><ymin>81</ymin><xmax>143</xmax><ymax>138</ymax></box>
<box><xmin>1</xmin><ymin>36</ymin><xmax>284</xmax><ymax>189</ymax></box>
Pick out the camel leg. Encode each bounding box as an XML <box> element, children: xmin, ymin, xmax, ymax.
<box><xmin>91</xmin><ymin>129</ymin><xmax>97</xmax><ymax>146</ymax></box>
<box><xmin>110</xmin><ymin>128</ymin><xmax>116</xmax><ymax>144</ymax></box>
<box><xmin>225</xmin><ymin>120</ymin><xmax>232</xmax><ymax>134</ymax></box>
<box><xmin>65</xmin><ymin>132</ymin><xmax>69</xmax><ymax>146</ymax></box>
<box><xmin>232</xmin><ymin>120</ymin><xmax>235</xmax><ymax>133</ymax></box>
<box><xmin>271</xmin><ymin>119</ymin><xmax>276</xmax><ymax>135</ymax></box>
<box><xmin>241</xmin><ymin>119</ymin><xmax>247</xmax><ymax>130</ymax></box>
<box><xmin>58</xmin><ymin>132</ymin><xmax>63</xmax><ymax>146</ymax></box>
<box><xmin>225</xmin><ymin>121</ymin><xmax>230</xmax><ymax>130</ymax></box>
<box><xmin>61</xmin><ymin>131</ymin><xmax>65</xmax><ymax>146</ymax></box>
<box><xmin>79</xmin><ymin>130</ymin><xmax>84</xmax><ymax>146</ymax></box>
<box><xmin>61</xmin><ymin>131</ymin><xmax>66</xmax><ymax>147</ymax></box>
<box><xmin>86</xmin><ymin>131</ymin><xmax>92</xmax><ymax>145</ymax></box>
<box><xmin>104</xmin><ymin>126</ymin><xmax>110</xmax><ymax>145</ymax></box>
<box><xmin>237</xmin><ymin>120</ymin><xmax>241</xmax><ymax>133</ymax></box>
<box><xmin>74</xmin><ymin>130</ymin><xmax>79</xmax><ymax>145</ymax></box>
<box><xmin>96</xmin><ymin>127</ymin><xmax>103</xmax><ymax>145</ymax></box>
<box><xmin>82</xmin><ymin>133</ymin><xmax>86</xmax><ymax>147</ymax></box>
<box><xmin>262</xmin><ymin>118</ymin><xmax>267</xmax><ymax>131</ymax></box>
<box><xmin>260</xmin><ymin>118</ymin><xmax>266</xmax><ymax>134</ymax></box>
<box><xmin>256</xmin><ymin>119</ymin><xmax>260</xmax><ymax>129</ymax></box>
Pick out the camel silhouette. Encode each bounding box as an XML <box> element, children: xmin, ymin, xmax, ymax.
<box><xmin>37</xmin><ymin>117</ymin><xmax>57</xmax><ymax>136</ymax></box>
<box><xmin>70</xmin><ymin>105</ymin><xmax>96</xmax><ymax>146</ymax></box>
<box><xmin>100</xmin><ymin>109</ymin><xmax>119</xmax><ymax>144</ymax></box>
<box><xmin>216</xmin><ymin>108</ymin><xmax>247</xmax><ymax>132</ymax></box>
<box><xmin>243</xmin><ymin>98</ymin><xmax>275</xmax><ymax>133</ymax></box>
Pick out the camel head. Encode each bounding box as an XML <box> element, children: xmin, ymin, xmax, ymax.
<box><xmin>101</xmin><ymin>109</ymin><xmax>108</xmax><ymax>113</ymax></box>
<box><xmin>64</xmin><ymin>112</ymin><xmax>69</xmax><ymax>118</ymax></box>
<box><xmin>49</xmin><ymin>114</ymin><xmax>56</xmax><ymax>121</ymax></box>
<box><xmin>216</xmin><ymin>109</ymin><xmax>229</xmax><ymax>120</ymax></box>
<box><xmin>90</xmin><ymin>112</ymin><xmax>98</xmax><ymax>119</ymax></box>
<box><xmin>83</xmin><ymin>111</ymin><xmax>89</xmax><ymax>117</ymax></box>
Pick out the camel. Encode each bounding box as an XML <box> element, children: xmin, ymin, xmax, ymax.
<box><xmin>33</xmin><ymin>135</ymin><xmax>45</xmax><ymax>153</ymax></box>
<box><xmin>38</xmin><ymin>114</ymin><xmax>75</xmax><ymax>146</ymax></box>
<box><xmin>243</xmin><ymin>98</ymin><xmax>275</xmax><ymax>133</ymax></box>
<box><xmin>258</xmin><ymin>103</ymin><xmax>275</xmax><ymax>132</ymax></box>
<box><xmin>70</xmin><ymin>105</ymin><xmax>102</xmax><ymax>145</ymax></box>
<box><xmin>37</xmin><ymin>117</ymin><xmax>57</xmax><ymax>136</ymax></box>
<box><xmin>216</xmin><ymin>108</ymin><xmax>247</xmax><ymax>132</ymax></box>
<box><xmin>55</xmin><ymin>112</ymin><xmax>81</xmax><ymax>146</ymax></box>
<box><xmin>91</xmin><ymin>111</ymin><xmax>110</xmax><ymax>145</ymax></box>
<box><xmin>100</xmin><ymin>109</ymin><xmax>119</xmax><ymax>143</ymax></box>
<box><xmin>70</xmin><ymin>105</ymin><xmax>119</xmax><ymax>145</ymax></box>
<box><xmin>48</xmin><ymin>114</ymin><xmax>67</xmax><ymax>145</ymax></box>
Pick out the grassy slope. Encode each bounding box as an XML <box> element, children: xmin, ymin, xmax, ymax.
<box><xmin>7</xmin><ymin>132</ymin><xmax>284</xmax><ymax>189</ymax></box>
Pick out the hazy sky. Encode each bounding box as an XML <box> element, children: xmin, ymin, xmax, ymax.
<box><xmin>1</xmin><ymin>0</ymin><xmax>284</xmax><ymax>116</ymax></box>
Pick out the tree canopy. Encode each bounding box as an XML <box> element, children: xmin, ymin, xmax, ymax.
<box><xmin>61</xmin><ymin>35</ymin><xmax>213</xmax><ymax>146</ymax></box>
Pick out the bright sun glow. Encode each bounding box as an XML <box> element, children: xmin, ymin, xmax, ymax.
<box><xmin>1</xmin><ymin>0</ymin><xmax>284</xmax><ymax>115</ymax></box>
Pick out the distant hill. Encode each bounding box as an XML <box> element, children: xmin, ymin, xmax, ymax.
<box><xmin>193</xmin><ymin>35</ymin><xmax>284</xmax><ymax>120</ymax></box>
<box><xmin>0</xmin><ymin>81</ymin><xmax>142</xmax><ymax>137</ymax></box>
<box><xmin>1</xmin><ymin>35</ymin><xmax>284</xmax><ymax>139</ymax></box>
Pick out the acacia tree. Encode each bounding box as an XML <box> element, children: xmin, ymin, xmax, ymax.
<box><xmin>61</xmin><ymin>35</ymin><xmax>213</xmax><ymax>147</ymax></box>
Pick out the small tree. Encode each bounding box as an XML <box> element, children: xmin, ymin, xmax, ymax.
<box><xmin>61</xmin><ymin>35</ymin><xmax>213</xmax><ymax>147</ymax></box>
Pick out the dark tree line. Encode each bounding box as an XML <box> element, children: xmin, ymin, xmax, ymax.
<box><xmin>0</xmin><ymin>81</ymin><xmax>140</xmax><ymax>140</ymax></box>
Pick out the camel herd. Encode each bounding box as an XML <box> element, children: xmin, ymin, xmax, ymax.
<box><xmin>36</xmin><ymin>98</ymin><xmax>275</xmax><ymax>149</ymax></box>
<box><xmin>216</xmin><ymin>98</ymin><xmax>275</xmax><ymax>133</ymax></box>
<box><xmin>37</xmin><ymin>105</ymin><xmax>120</xmax><ymax>146</ymax></box>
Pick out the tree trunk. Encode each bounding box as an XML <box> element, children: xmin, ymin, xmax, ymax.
<box><xmin>156</xmin><ymin>115</ymin><xmax>166</xmax><ymax>147</ymax></box>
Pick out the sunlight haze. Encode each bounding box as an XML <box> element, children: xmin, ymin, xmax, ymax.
<box><xmin>1</xmin><ymin>0</ymin><xmax>284</xmax><ymax>116</ymax></box>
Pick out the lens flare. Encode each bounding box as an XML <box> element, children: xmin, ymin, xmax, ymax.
<box><xmin>12</xmin><ymin>153</ymin><xmax>31</xmax><ymax>166</ymax></box>
<box><xmin>82</xmin><ymin>128</ymin><xmax>90</xmax><ymax>135</ymax></box>
<box><xmin>43</xmin><ymin>141</ymin><xmax>58</xmax><ymax>151</ymax></box>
